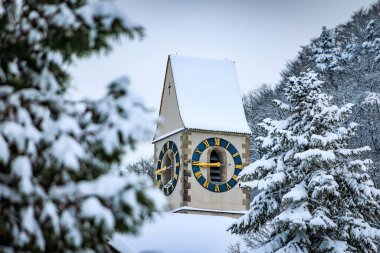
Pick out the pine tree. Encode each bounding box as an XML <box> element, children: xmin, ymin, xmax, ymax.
<box><xmin>0</xmin><ymin>1</ymin><xmax>165</xmax><ymax>252</ymax></box>
<box><xmin>362</xmin><ymin>20</ymin><xmax>380</xmax><ymax>67</ymax></box>
<box><xmin>309</xmin><ymin>26</ymin><xmax>344</xmax><ymax>90</ymax></box>
<box><xmin>230</xmin><ymin>72</ymin><xmax>380</xmax><ymax>252</ymax></box>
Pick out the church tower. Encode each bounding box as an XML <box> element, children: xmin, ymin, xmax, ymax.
<box><xmin>153</xmin><ymin>55</ymin><xmax>251</xmax><ymax>218</ymax></box>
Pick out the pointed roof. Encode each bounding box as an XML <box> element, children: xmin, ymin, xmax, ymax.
<box><xmin>154</xmin><ymin>55</ymin><xmax>251</xmax><ymax>142</ymax></box>
<box><xmin>171</xmin><ymin>55</ymin><xmax>250</xmax><ymax>132</ymax></box>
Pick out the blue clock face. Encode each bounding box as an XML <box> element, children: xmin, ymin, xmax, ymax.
<box><xmin>191</xmin><ymin>137</ymin><xmax>243</xmax><ymax>193</ymax></box>
<box><xmin>156</xmin><ymin>141</ymin><xmax>180</xmax><ymax>196</ymax></box>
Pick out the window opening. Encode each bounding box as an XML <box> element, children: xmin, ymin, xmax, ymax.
<box><xmin>210</xmin><ymin>150</ymin><xmax>221</xmax><ymax>183</ymax></box>
<box><xmin>162</xmin><ymin>152</ymin><xmax>174</xmax><ymax>186</ymax></box>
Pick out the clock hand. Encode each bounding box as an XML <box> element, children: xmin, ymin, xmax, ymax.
<box><xmin>192</xmin><ymin>162</ymin><xmax>222</xmax><ymax>167</ymax></box>
<box><xmin>155</xmin><ymin>164</ymin><xmax>174</xmax><ymax>175</ymax></box>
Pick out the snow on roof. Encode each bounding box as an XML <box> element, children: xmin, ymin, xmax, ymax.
<box><xmin>170</xmin><ymin>55</ymin><xmax>251</xmax><ymax>134</ymax></box>
<box><xmin>110</xmin><ymin>212</ymin><xmax>244</xmax><ymax>253</ymax></box>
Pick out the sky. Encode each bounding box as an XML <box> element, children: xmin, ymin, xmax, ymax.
<box><xmin>69</xmin><ymin>0</ymin><xmax>377</xmax><ymax>163</ymax></box>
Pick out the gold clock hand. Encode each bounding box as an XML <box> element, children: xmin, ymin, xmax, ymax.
<box><xmin>155</xmin><ymin>165</ymin><xmax>174</xmax><ymax>175</ymax></box>
<box><xmin>193</xmin><ymin>162</ymin><xmax>222</xmax><ymax>167</ymax></box>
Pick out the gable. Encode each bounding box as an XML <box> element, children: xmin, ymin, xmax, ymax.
<box><xmin>153</xmin><ymin>59</ymin><xmax>185</xmax><ymax>141</ymax></box>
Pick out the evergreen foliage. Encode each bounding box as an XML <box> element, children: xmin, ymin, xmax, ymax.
<box><xmin>243</xmin><ymin>1</ymin><xmax>380</xmax><ymax>187</ymax></box>
<box><xmin>231</xmin><ymin>72</ymin><xmax>380</xmax><ymax>252</ymax></box>
<box><xmin>0</xmin><ymin>1</ymin><xmax>164</xmax><ymax>252</ymax></box>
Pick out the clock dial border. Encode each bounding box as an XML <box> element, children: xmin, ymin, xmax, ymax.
<box><xmin>156</xmin><ymin>141</ymin><xmax>180</xmax><ymax>196</ymax></box>
<box><xmin>191</xmin><ymin>137</ymin><xmax>243</xmax><ymax>193</ymax></box>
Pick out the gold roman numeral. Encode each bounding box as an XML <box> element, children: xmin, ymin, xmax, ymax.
<box><xmin>203</xmin><ymin>180</ymin><xmax>210</xmax><ymax>188</ymax></box>
<box><xmin>166</xmin><ymin>142</ymin><xmax>170</xmax><ymax>149</ymax></box>
<box><xmin>194</xmin><ymin>171</ymin><xmax>202</xmax><ymax>179</ymax></box>
<box><xmin>232</xmin><ymin>174</ymin><xmax>239</xmax><ymax>182</ymax></box>
<box><xmin>215</xmin><ymin>184</ymin><xmax>220</xmax><ymax>192</ymax></box>
<box><xmin>235</xmin><ymin>164</ymin><xmax>242</xmax><ymax>169</ymax></box>
<box><xmin>214</xmin><ymin>137</ymin><xmax>220</xmax><ymax>146</ymax></box>
<box><xmin>226</xmin><ymin>183</ymin><xmax>232</xmax><ymax>190</ymax></box>
<box><xmin>203</xmin><ymin>140</ymin><xmax>210</xmax><ymax>148</ymax></box>
<box><xmin>194</xmin><ymin>149</ymin><xmax>203</xmax><ymax>155</ymax></box>
<box><xmin>175</xmin><ymin>162</ymin><xmax>179</xmax><ymax>167</ymax></box>
<box><xmin>225</xmin><ymin>143</ymin><xmax>230</xmax><ymax>149</ymax></box>
<box><xmin>232</xmin><ymin>152</ymin><xmax>239</xmax><ymax>158</ymax></box>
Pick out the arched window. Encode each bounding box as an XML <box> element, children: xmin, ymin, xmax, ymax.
<box><xmin>162</xmin><ymin>152</ymin><xmax>174</xmax><ymax>185</ymax></box>
<box><xmin>209</xmin><ymin>150</ymin><xmax>222</xmax><ymax>183</ymax></box>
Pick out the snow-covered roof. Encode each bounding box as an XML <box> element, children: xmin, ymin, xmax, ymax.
<box><xmin>169</xmin><ymin>55</ymin><xmax>251</xmax><ymax>134</ymax></box>
<box><xmin>110</xmin><ymin>212</ymin><xmax>244</xmax><ymax>253</ymax></box>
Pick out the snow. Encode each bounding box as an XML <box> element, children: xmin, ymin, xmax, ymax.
<box><xmin>152</xmin><ymin>127</ymin><xmax>184</xmax><ymax>143</ymax></box>
<box><xmin>171</xmin><ymin>206</ymin><xmax>246</xmax><ymax>215</ymax></box>
<box><xmin>282</xmin><ymin>182</ymin><xmax>307</xmax><ymax>202</ymax></box>
<box><xmin>0</xmin><ymin>134</ymin><xmax>9</xmax><ymax>163</ymax></box>
<box><xmin>40</xmin><ymin>201</ymin><xmax>60</xmax><ymax>234</ymax></box>
<box><xmin>21</xmin><ymin>206</ymin><xmax>45</xmax><ymax>250</ymax></box>
<box><xmin>81</xmin><ymin>197</ymin><xmax>115</xmax><ymax>229</ymax></box>
<box><xmin>77</xmin><ymin>0</ymin><xmax>138</xmax><ymax>29</ymax></box>
<box><xmin>169</xmin><ymin>55</ymin><xmax>251</xmax><ymax>134</ymax></box>
<box><xmin>363</xmin><ymin>92</ymin><xmax>380</xmax><ymax>105</ymax></box>
<box><xmin>110</xmin><ymin>212</ymin><xmax>244</xmax><ymax>253</ymax></box>
<box><xmin>11</xmin><ymin>156</ymin><xmax>33</xmax><ymax>194</ymax></box>
<box><xmin>61</xmin><ymin>210</ymin><xmax>82</xmax><ymax>247</ymax></box>
<box><xmin>50</xmin><ymin>134</ymin><xmax>85</xmax><ymax>170</ymax></box>
<box><xmin>274</xmin><ymin>204</ymin><xmax>312</xmax><ymax>225</ymax></box>
<box><xmin>294</xmin><ymin>148</ymin><xmax>335</xmax><ymax>161</ymax></box>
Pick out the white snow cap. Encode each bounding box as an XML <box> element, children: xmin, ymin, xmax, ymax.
<box><xmin>170</xmin><ymin>55</ymin><xmax>251</xmax><ymax>134</ymax></box>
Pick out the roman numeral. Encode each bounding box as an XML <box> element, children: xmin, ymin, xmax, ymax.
<box><xmin>203</xmin><ymin>180</ymin><xmax>210</xmax><ymax>188</ymax></box>
<box><xmin>235</xmin><ymin>164</ymin><xmax>242</xmax><ymax>169</ymax></box>
<box><xmin>214</xmin><ymin>184</ymin><xmax>220</xmax><ymax>192</ymax></box>
<box><xmin>226</xmin><ymin>183</ymin><xmax>232</xmax><ymax>190</ymax></box>
<box><xmin>232</xmin><ymin>174</ymin><xmax>239</xmax><ymax>182</ymax></box>
<box><xmin>194</xmin><ymin>171</ymin><xmax>202</xmax><ymax>179</ymax></box>
<box><xmin>194</xmin><ymin>149</ymin><xmax>203</xmax><ymax>155</ymax></box>
<box><xmin>214</xmin><ymin>137</ymin><xmax>220</xmax><ymax>146</ymax></box>
<box><xmin>232</xmin><ymin>152</ymin><xmax>239</xmax><ymax>158</ymax></box>
<box><xmin>225</xmin><ymin>142</ymin><xmax>230</xmax><ymax>149</ymax></box>
<box><xmin>203</xmin><ymin>140</ymin><xmax>210</xmax><ymax>148</ymax></box>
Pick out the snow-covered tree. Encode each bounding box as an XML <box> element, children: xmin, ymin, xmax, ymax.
<box><xmin>230</xmin><ymin>72</ymin><xmax>380</xmax><ymax>252</ymax></box>
<box><xmin>362</xmin><ymin>20</ymin><xmax>380</xmax><ymax>67</ymax></box>
<box><xmin>0</xmin><ymin>1</ymin><xmax>165</xmax><ymax>252</ymax></box>
<box><xmin>309</xmin><ymin>26</ymin><xmax>344</xmax><ymax>90</ymax></box>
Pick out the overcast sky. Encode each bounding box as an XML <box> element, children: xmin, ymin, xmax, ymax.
<box><xmin>69</xmin><ymin>0</ymin><xmax>377</xmax><ymax>163</ymax></box>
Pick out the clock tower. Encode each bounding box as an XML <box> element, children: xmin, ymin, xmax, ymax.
<box><xmin>153</xmin><ymin>55</ymin><xmax>251</xmax><ymax>218</ymax></box>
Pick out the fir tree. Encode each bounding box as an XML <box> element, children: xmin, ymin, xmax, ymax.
<box><xmin>230</xmin><ymin>72</ymin><xmax>380</xmax><ymax>252</ymax></box>
<box><xmin>309</xmin><ymin>26</ymin><xmax>343</xmax><ymax>90</ymax></box>
<box><xmin>0</xmin><ymin>1</ymin><xmax>165</xmax><ymax>252</ymax></box>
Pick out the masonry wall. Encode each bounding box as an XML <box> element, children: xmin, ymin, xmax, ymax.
<box><xmin>180</xmin><ymin>130</ymin><xmax>250</xmax><ymax>212</ymax></box>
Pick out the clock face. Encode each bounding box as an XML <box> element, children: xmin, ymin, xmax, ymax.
<box><xmin>191</xmin><ymin>137</ymin><xmax>243</xmax><ymax>193</ymax></box>
<box><xmin>156</xmin><ymin>141</ymin><xmax>180</xmax><ymax>196</ymax></box>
